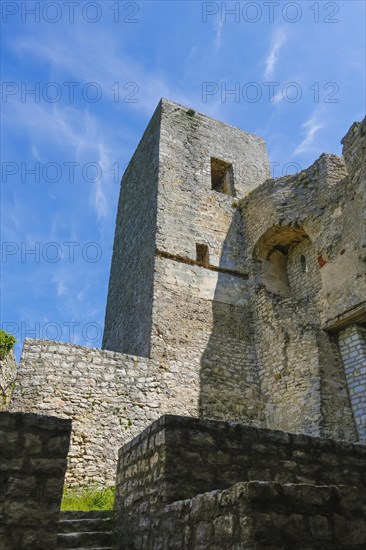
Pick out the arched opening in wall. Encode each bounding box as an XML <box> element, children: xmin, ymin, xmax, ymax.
<box><xmin>252</xmin><ymin>224</ymin><xmax>354</xmax><ymax>440</ymax></box>
<box><xmin>253</xmin><ymin>225</ymin><xmax>319</xmax><ymax>298</ymax></box>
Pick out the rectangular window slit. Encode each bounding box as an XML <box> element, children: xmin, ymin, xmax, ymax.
<box><xmin>211</xmin><ymin>158</ymin><xmax>235</xmax><ymax>196</ymax></box>
<box><xmin>196</xmin><ymin>244</ymin><xmax>209</xmax><ymax>268</ymax></box>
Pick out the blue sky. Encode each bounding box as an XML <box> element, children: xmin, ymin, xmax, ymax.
<box><xmin>1</xmin><ymin>0</ymin><xmax>365</xmax><ymax>359</ymax></box>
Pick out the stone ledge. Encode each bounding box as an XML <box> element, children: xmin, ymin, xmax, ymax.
<box><xmin>119</xmin><ymin>413</ymin><xmax>366</xmax><ymax>458</ymax></box>
<box><xmin>149</xmin><ymin>481</ymin><xmax>366</xmax><ymax>549</ymax></box>
<box><xmin>116</xmin><ymin>414</ymin><xmax>366</xmax><ymax>546</ymax></box>
<box><xmin>0</xmin><ymin>411</ymin><xmax>72</xmax><ymax>433</ymax></box>
<box><xmin>323</xmin><ymin>302</ymin><xmax>366</xmax><ymax>332</ymax></box>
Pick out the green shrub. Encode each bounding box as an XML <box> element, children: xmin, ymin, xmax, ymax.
<box><xmin>0</xmin><ymin>330</ymin><xmax>16</xmax><ymax>359</ymax></box>
<box><xmin>61</xmin><ymin>486</ymin><xmax>115</xmax><ymax>511</ymax></box>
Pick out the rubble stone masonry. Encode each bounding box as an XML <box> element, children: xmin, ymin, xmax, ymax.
<box><xmin>8</xmin><ymin>101</ymin><xmax>366</xmax><ymax>485</ymax></box>
<box><xmin>0</xmin><ymin>412</ymin><xmax>71</xmax><ymax>549</ymax></box>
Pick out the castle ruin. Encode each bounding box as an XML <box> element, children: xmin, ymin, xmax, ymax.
<box><xmin>5</xmin><ymin>98</ymin><xmax>366</xmax><ymax>490</ymax></box>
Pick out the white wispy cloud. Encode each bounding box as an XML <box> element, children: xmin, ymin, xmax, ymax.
<box><xmin>272</xmin><ymin>89</ymin><xmax>283</xmax><ymax>105</ymax></box>
<box><xmin>3</xmin><ymin>101</ymin><xmax>95</xmax><ymax>153</ymax></box>
<box><xmin>52</xmin><ymin>274</ymin><xmax>67</xmax><ymax>297</ymax></box>
<box><xmin>3</xmin><ymin>101</ymin><xmax>118</xmax><ymax>221</ymax></box>
<box><xmin>264</xmin><ymin>28</ymin><xmax>287</xmax><ymax>80</ymax></box>
<box><xmin>214</xmin><ymin>17</ymin><xmax>224</xmax><ymax>51</ymax></box>
<box><xmin>187</xmin><ymin>46</ymin><xmax>197</xmax><ymax>61</ymax></box>
<box><xmin>294</xmin><ymin>114</ymin><xmax>324</xmax><ymax>155</ymax></box>
<box><xmin>92</xmin><ymin>141</ymin><xmax>110</xmax><ymax>220</ymax></box>
<box><xmin>11</xmin><ymin>27</ymin><xmax>195</xmax><ymax>116</ymax></box>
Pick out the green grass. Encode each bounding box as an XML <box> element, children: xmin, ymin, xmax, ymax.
<box><xmin>61</xmin><ymin>486</ymin><xmax>115</xmax><ymax>511</ymax></box>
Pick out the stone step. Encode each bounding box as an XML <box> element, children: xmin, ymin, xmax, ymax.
<box><xmin>60</xmin><ymin>510</ymin><xmax>112</xmax><ymax>520</ymax></box>
<box><xmin>57</xmin><ymin>531</ymin><xmax>112</xmax><ymax>549</ymax></box>
<box><xmin>57</xmin><ymin>511</ymin><xmax>113</xmax><ymax>549</ymax></box>
<box><xmin>58</xmin><ymin>517</ymin><xmax>112</xmax><ymax>534</ymax></box>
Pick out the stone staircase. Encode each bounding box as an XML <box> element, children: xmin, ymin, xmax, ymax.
<box><xmin>57</xmin><ymin>510</ymin><xmax>113</xmax><ymax>549</ymax></box>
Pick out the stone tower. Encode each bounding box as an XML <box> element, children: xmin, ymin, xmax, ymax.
<box><xmin>7</xmin><ymin>103</ymin><xmax>365</xmax><ymax>488</ymax></box>
<box><xmin>102</xmin><ymin>98</ymin><xmax>270</xmax><ymax>366</ymax></box>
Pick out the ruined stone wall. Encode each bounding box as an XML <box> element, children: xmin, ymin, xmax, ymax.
<box><xmin>9</xmin><ymin>339</ymin><xmax>199</xmax><ymax>486</ymax></box>
<box><xmin>240</xmin><ymin>144</ymin><xmax>364</xmax><ymax>441</ymax></box>
<box><xmin>152</xmin><ymin>258</ymin><xmax>262</xmax><ymax>424</ymax></box>
<box><xmin>311</xmin><ymin>120</ymin><xmax>365</xmax><ymax>328</ymax></box>
<box><xmin>0</xmin><ymin>350</ymin><xmax>17</xmax><ymax>411</ymax></box>
<box><xmin>116</xmin><ymin>415</ymin><xmax>366</xmax><ymax>516</ymax></box>
<box><xmin>102</xmin><ymin>99</ymin><xmax>364</xmax><ymax>439</ymax></box>
<box><xmin>251</xmin><ymin>289</ymin><xmax>325</xmax><ymax>437</ymax></box>
<box><xmin>9</xmin><ymin>107</ymin><xmax>365</xmax><ymax>493</ymax></box>
<box><xmin>242</xmin><ymin>141</ymin><xmax>365</xmax><ymax>326</ymax></box>
<box><xmin>115</xmin><ymin>415</ymin><xmax>366</xmax><ymax>548</ymax></box>
<box><xmin>0</xmin><ymin>412</ymin><xmax>71</xmax><ymax>550</ymax></box>
<box><xmin>287</xmin><ymin>238</ymin><xmax>320</xmax><ymax>299</ymax></box>
<box><xmin>124</xmin><ymin>482</ymin><xmax>366</xmax><ymax>550</ymax></box>
<box><xmin>332</xmin><ymin>119</ymin><xmax>366</xmax><ymax>324</ymax></box>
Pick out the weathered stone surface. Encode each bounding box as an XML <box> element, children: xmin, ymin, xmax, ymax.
<box><xmin>7</xmin><ymin>101</ymin><xmax>366</xmax><ymax>488</ymax></box>
<box><xmin>338</xmin><ymin>324</ymin><xmax>366</xmax><ymax>442</ymax></box>
<box><xmin>241</xmin><ymin>124</ymin><xmax>366</xmax><ymax>441</ymax></box>
<box><xmin>115</xmin><ymin>414</ymin><xmax>366</xmax><ymax>547</ymax></box>
<box><xmin>0</xmin><ymin>412</ymin><xmax>71</xmax><ymax>550</ymax></box>
<box><xmin>0</xmin><ymin>351</ymin><xmax>17</xmax><ymax>411</ymax></box>
<box><xmin>103</xmin><ymin>98</ymin><xmax>268</xmax><ymax>428</ymax></box>
<box><xmin>9</xmin><ymin>339</ymin><xmax>200</xmax><ymax>486</ymax></box>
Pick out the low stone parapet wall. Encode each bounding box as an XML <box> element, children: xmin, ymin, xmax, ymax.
<box><xmin>0</xmin><ymin>411</ymin><xmax>71</xmax><ymax>549</ymax></box>
<box><xmin>115</xmin><ymin>415</ymin><xmax>366</xmax><ymax>545</ymax></box>
<box><xmin>123</xmin><ymin>481</ymin><xmax>366</xmax><ymax>549</ymax></box>
<box><xmin>9</xmin><ymin>339</ymin><xmax>199</xmax><ymax>486</ymax></box>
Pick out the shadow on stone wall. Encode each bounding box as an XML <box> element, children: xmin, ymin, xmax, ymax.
<box><xmin>199</xmin><ymin>204</ymin><xmax>358</xmax><ymax>440</ymax></box>
<box><xmin>0</xmin><ymin>412</ymin><xmax>71</xmax><ymax>550</ymax></box>
<box><xmin>198</xmin><ymin>210</ymin><xmax>262</xmax><ymax>425</ymax></box>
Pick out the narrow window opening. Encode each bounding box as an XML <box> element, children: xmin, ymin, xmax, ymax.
<box><xmin>300</xmin><ymin>254</ymin><xmax>308</xmax><ymax>273</ymax></box>
<box><xmin>196</xmin><ymin>243</ymin><xmax>210</xmax><ymax>268</ymax></box>
<box><xmin>211</xmin><ymin>158</ymin><xmax>235</xmax><ymax>196</ymax></box>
